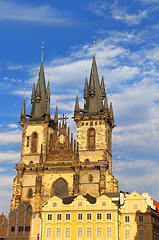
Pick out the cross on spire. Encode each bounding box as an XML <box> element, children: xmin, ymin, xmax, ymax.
<box><xmin>58</xmin><ymin>114</ymin><xmax>68</xmax><ymax>125</ymax></box>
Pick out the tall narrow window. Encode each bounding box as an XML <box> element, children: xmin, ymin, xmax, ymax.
<box><xmin>106</xmin><ymin>227</ymin><xmax>112</xmax><ymax>237</ymax></box>
<box><xmin>125</xmin><ymin>229</ymin><xmax>131</xmax><ymax>239</ymax></box>
<box><xmin>32</xmin><ymin>132</ymin><xmax>37</xmax><ymax>153</ymax></box>
<box><xmin>139</xmin><ymin>230</ymin><xmax>145</xmax><ymax>239</ymax></box>
<box><xmin>28</xmin><ymin>188</ymin><xmax>33</xmax><ymax>198</ymax></box>
<box><xmin>89</xmin><ymin>129</ymin><xmax>95</xmax><ymax>148</ymax></box>
<box><xmin>46</xmin><ymin>228</ymin><xmax>52</xmax><ymax>238</ymax></box>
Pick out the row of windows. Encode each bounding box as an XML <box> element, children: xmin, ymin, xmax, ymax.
<box><xmin>47</xmin><ymin>213</ymin><xmax>144</xmax><ymax>222</ymax></box>
<box><xmin>52</xmin><ymin>200</ymin><xmax>107</xmax><ymax>208</ymax></box>
<box><xmin>125</xmin><ymin>215</ymin><xmax>144</xmax><ymax>223</ymax></box>
<box><xmin>125</xmin><ymin>229</ymin><xmax>145</xmax><ymax>239</ymax></box>
<box><xmin>46</xmin><ymin>226</ymin><xmax>113</xmax><ymax>238</ymax></box>
<box><xmin>47</xmin><ymin>213</ymin><xmax>111</xmax><ymax>221</ymax></box>
<box><xmin>11</xmin><ymin>226</ymin><xmax>30</xmax><ymax>232</ymax></box>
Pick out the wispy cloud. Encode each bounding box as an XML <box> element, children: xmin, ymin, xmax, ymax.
<box><xmin>0</xmin><ymin>175</ymin><xmax>15</xmax><ymax>213</ymax></box>
<box><xmin>7</xmin><ymin>124</ymin><xmax>18</xmax><ymax>129</ymax></box>
<box><xmin>87</xmin><ymin>1</ymin><xmax>148</xmax><ymax>26</ymax></box>
<box><xmin>0</xmin><ymin>129</ymin><xmax>21</xmax><ymax>145</ymax></box>
<box><xmin>112</xmin><ymin>8</ymin><xmax>148</xmax><ymax>25</ymax></box>
<box><xmin>0</xmin><ymin>0</ymin><xmax>74</xmax><ymax>25</ymax></box>
<box><xmin>113</xmin><ymin>158</ymin><xmax>159</xmax><ymax>200</ymax></box>
<box><xmin>0</xmin><ymin>151</ymin><xmax>20</xmax><ymax>163</ymax></box>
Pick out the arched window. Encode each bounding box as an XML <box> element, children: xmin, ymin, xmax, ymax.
<box><xmin>32</xmin><ymin>132</ymin><xmax>37</xmax><ymax>153</ymax></box>
<box><xmin>28</xmin><ymin>188</ymin><xmax>33</xmax><ymax>198</ymax></box>
<box><xmin>51</xmin><ymin>178</ymin><xmax>68</xmax><ymax>199</ymax></box>
<box><xmin>89</xmin><ymin>129</ymin><xmax>95</xmax><ymax>148</ymax></box>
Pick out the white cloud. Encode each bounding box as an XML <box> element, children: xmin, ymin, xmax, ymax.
<box><xmin>7</xmin><ymin>124</ymin><xmax>18</xmax><ymax>129</ymax></box>
<box><xmin>112</xmin><ymin>158</ymin><xmax>159</xmax><ymax>200</ymax></box>
<box><xmin>7</xmin><ymin>64</ymin><xmax>22</xmax><ymax>70</ymax></box>
<box><xmin>87</xmin><ymin>1</ymin><xmax>148</xmax><ymax>25</ymax></box>
<box><xmin>0</xmin><ymin>129</ymin><xmax>21</xmax><ymax>145</ymax></box>
<box><xmin>0</xmin><ymin>151</ymin><xmax>20</xmax><ymax>163</ymax></box>
<box><xmin>0</xmin><ymin>0</ymin><xmax>74</xmax><ymax>25</ymax></box>
<box><xmin>3</xmin><ymin>77</ymin><xmax>8</xmax><ymax>80</ymax></box>
<box><xmin>0</xmin><ymin>175</ymin><xmax>15</xmax><ymax>214</ymax></box>
<box><xmin>112</xmin><ymin>8</ymin><xmax>148</xmax><ymax>25</ymax></box>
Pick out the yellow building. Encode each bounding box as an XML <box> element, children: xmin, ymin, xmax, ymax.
<box><xmin>41</xmin><ymin>191</ymin><xmax>159</xmax><ymax>240</ymax></box>
<box><xmin>0</xmin><ymin>203</ymin><xmax>41</xmax><ymax>240</ymax></box>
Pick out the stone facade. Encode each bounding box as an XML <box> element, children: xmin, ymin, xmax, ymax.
<box><xmin>10</xmin><ymin>52</ymin><xmax>118</xmax><ymax>216</ymax></box>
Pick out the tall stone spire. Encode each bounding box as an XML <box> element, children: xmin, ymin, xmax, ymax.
<box><xmin>54</xmin><ymin>99</ymin><xmax>58</xmax><ymax>123</ymax></box>
<box><xmin>84</xmin><ymin>40</ymin><xmax>103</xmax><ymax>113</ymax></box>
<box><xmin>31</xmin><ymin>73</ymin><xmax>36</xmax><ymax>116</ymax></box>
<box><xmin>110</xmin><ymin>93</ymin><xmax>114</xmax><ymax>119</ymax></box>
<box><xmin>84</xmin><ymin>69</ymin><xmax>88</xmax><ymax>101</ymax></box>
<box><xmin>104</xmin><ymin>85</ymin><xmax>108</xmax><ymax>110</ymax></box>
<box><xmin>101</xmin><ymin>66</ymin><xmax>105</xmax><ymax>100</ymax></box>
<box><xmin>20</xmin><ymin>91</ymin><xmax>26</xmax><ymax>123</ymax></box>
<box><xmin>75</xmin><ymin>84</ymin><xmax>79</xmax><ymax>110</ymax></box>
<box><xmin>21</xmin><ymin>91</ymin><xmax>25</xmax><ymax>116</ymax></box>
<box><xmin>46</xmin><ymin>74</ymin><xmax>50</xmax><ymax>114</ymax></box>
<box><xmin>30</xmin><ymin>43</ymin><xmax>49</xmax><ymax>118</ymax></box>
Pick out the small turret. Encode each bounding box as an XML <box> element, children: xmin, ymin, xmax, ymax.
<box><xmin>104</xmin><ymin>85</ymin><xmax>108</xmax><ymax>110</ymax></box>
<box><xmin>46</xmin><ymin>74</ymin><xmax>50</xmax><ymax>119</ymax></box>
<box><xmin>20</xmin><ymin>91</ymin><xmax>26</xmax><ymax>124</ymax></box>
<box><xmin>54</xmin><ymin>100</ymin><xmax>58</xmax><ymax>123</ymax></box>
<box><xmin>90</xmin><ymin>67</ymin><xmax>95</xmax><ymax>98</ymax></box>
<box><xmin>75</xmin><ymin>84</ymin><xmax>79</xmax><ymax>110</ymax></box>
<box><xmin>31</xmin><ymin>74</ymin><xmax>36</xmax><ymax>116</ymax></box>
<box><xmin>110</xmin><ymin>93</ymin><xmax>114</xmax><ymax>126</ymax></box>
<box><xmin>84</xmin><ymin>69</ymin><xmax>88</xmax><ymax>101</ymax></box>
<box><xmin>74</xmin><ymin>85</ymin><xmax>80</xmax><ymax>121</ymax></box>
<box><xmin>101</xmin><ymin>67</ymin><xmax>105</xmax><ymax>100</ymax></box>
<box><xmin>35</xmin><ymin>80</ymin><xmax>41</xmax><ymax>103</ymax></box>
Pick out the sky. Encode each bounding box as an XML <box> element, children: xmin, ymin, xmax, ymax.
<box><xmin>0</xmin><ymin>0</ymin><xmax>159</xmax><ymax>214</ymax></box>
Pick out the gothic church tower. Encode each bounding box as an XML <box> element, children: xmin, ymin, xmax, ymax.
<box><xmin>10</xmin><ymin>44</ymin><xmax>118</xmax><ymax>216</ymax></box>
<box><xmin>74</xmin><ymin>41</ymin><xmax>118</xmax><ymax>196</ymax></box>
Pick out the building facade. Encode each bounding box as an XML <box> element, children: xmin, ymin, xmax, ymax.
<box><xmin>10</xmin><ymin>45</ymin><xmax>118</xmax><ymax>216</ymax></box>
<box><xmin>41</xmin><ymin>191</ymin><xmax>159</xmax><ymax>240</ymax></box>
<box><xmin>0</xmin><ymin>203</ymin><xmax>41</xmax><ymax>240</ymax></box>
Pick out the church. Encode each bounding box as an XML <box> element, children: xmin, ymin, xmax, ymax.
<box><xmin>10</xmin><ymin>43</ymin><xmax>118</xmax><ymax>216</ymax></box>
<box><xmin>1</xmin><ymin>44</ymin><xmax>159</xmax><ymax>240</ymax></box>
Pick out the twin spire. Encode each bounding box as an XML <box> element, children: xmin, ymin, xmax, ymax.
<box><xmin>21</xmin><ymin>41</ymin><xmax>114</xmax><ymax>123</ymax></box>
<box><xmin>75</xmin><ymin>40</ymin><xmax>114</xmax><ymax>119</ymax></box>
<box><xmin>21</xmin><ymin>45</ymin><xmax>58</xmax><ymax>122</ymax></box>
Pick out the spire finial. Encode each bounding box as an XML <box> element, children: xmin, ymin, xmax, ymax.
<box><xmin>77</xmin><ymin>83</ymin><xmax>78</xmax><ymax>95</ymax></box>
<box><xmin>56</xmin><ymin>97</ymin><xmax>58</xmax><ymax>107</ymax></box>
<box><xmin>24</xmin><ymin>88</ymin><xmax>25</xmax><ymax>99</ymax></box>
<box><xmin>41</xmin><ymin>42</ymin><xmax>44</xmax><ymax>62</ymax></box>
<box><xmin>102</xmin><ymin>64</ymin><xmax>104</xmax><ymax>76</ymax></box>
<box><xmin>48</xmin><ymin>70</ymin><xmax>50</xmax><ymax>82</ymax></box>
<box><xmin>110</xmin><ymin>91</ymin><xmax>112</xmax><ymax>102</ymax></box>
<box><xmin>93</xmin><ymin>36</ymin><xmax>95</xmax><ymax>56</ymax></box>
<box><xmin>85</xmin><ymin>66</ymin><xmax>87</xmax><ymax>77</ymax></box>
<box><xmin>34</xmin><ymin>72</ymin><xmax>35</xmax><ymax>83</ymax></box>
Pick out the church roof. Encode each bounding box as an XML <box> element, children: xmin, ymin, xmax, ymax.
<box><xmin>63</xmin><ymin>194</ymin><xmax>96</xmax><ymax>205</ymax></box>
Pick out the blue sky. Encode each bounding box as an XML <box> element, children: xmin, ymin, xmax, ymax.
<box><xmin>1</xmin><ymin>0</ymin><xmax>159</xmax><ymax>213</ymax></box>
